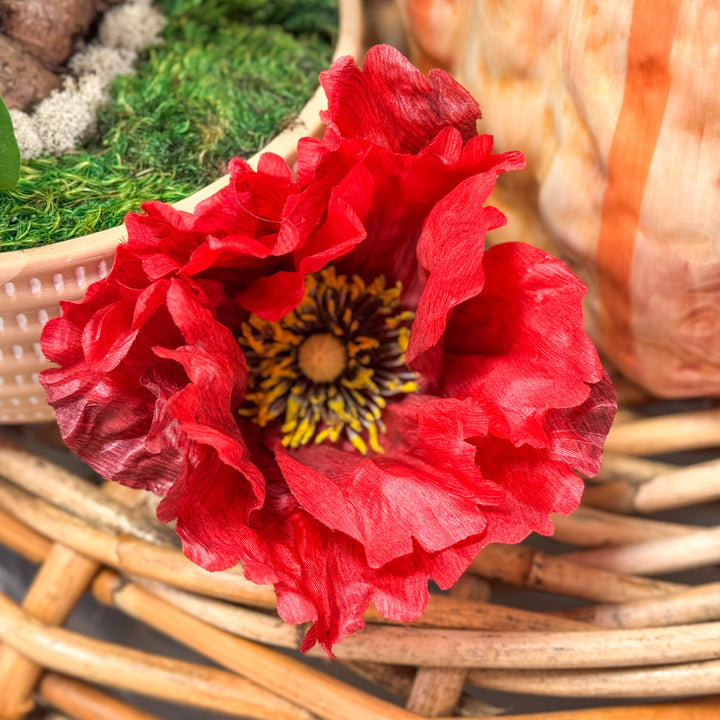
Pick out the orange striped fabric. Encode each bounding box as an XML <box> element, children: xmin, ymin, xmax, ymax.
<box><xmin>596</xmin><ymin>0</ymin><xmax>681</xmax><ymax>373</ymax></box>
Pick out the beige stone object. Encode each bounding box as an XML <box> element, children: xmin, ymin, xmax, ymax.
<box><xmin>397</xmin><ymin>0</ymin><xmax>720</xmax><ymax>398</ymax></box>
<box><xmin>0</xmin><ymin>0</ymin><xmax>363</xmax><ymax>425</ymax></box>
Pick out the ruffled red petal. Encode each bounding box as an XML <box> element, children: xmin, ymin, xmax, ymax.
<box><xmin>41</xmin><ymin>256</ymin><xmax>264</xmax><ymax>509</ymax></box>
<box><xmin>273</xmin><ymin>398</ymin><xmax>501</xmax><ymax>569</ymax></box>
<box><xmin>298</xmin><ymin>127</ymin><xmax>525</xmax><ymax>298</ymax></box>
<box><xmin>223</xmin><ymin>474</ymin><xmax>486</xmax><ymax>654</ymax></box>
<box><xmin>406</xmin><ymin>172</ymin><xmax>507</xmax><ymax>381</ymax></box>
<box><xmin>320</xmin><ymin>45</ymin><xmax>482</xmax><ymax>153</ymax></box>
<box><xmin>440</xmin><ymin>242</ymin><xmax>605</xmax><ymax>443</ymax></box>
<box><xmin>472</xmin><ymin>373</ymin><xmax>616</xmax><ymax>546</ymax></box>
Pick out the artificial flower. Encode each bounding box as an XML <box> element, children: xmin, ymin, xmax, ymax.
<box><xmin>41</xmin><ymin>45</ymin><xmax>616</xmax><ymax>653</ymax></box>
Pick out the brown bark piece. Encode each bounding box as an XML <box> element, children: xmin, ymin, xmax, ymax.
<box><xmin>0</xmin><ymin>0</ymin><xmax>97</xmax><ymax>68</ymax></box>
<box><xmin>0</xmin><ymin>34</ymin><xmax>60</xmax><ymax>111</ymax></box>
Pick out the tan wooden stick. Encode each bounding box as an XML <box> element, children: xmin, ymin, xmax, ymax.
<box><xmin>405</xmin><ymin>575</ymin><xmax>490</xmax><ymax>717</ymax></box>
<box><xmin>0</xmin><ymin>544</ymin><xmax>98</xmax><ymax>719</ymax></box>
<box><xmin>408</xmin><ymin>661</ymin><xmax>475</xmax><ymax>714</ymax></box>
<box><xmin>132</xmin><ymin>576</ymin><xmax>301</xmax><ymax>648</ymax></box>
<box><xmin>134</xmin><ymin>571</ymin><xmax>594</xmax><ymax>641</ymax></box>
<box><xmin>94</xmin><ymin>571</ymin><xmax>720</xmax><ymax>673</ymax></box>
<box><xmin>603</xmin><ymin>409</ymin><xmax>720</xmax><ymax>455</ymax></box>
<box><xmin>38</xmin><ymin>675</ymin><xmax>720</xmax><ymax>720</ymax></box>
<box><xmin>583</xmin><ymin>458</ymin><xmax>720</xmax><ymax>513</ymax></box>
<box><xmin>0</xmin><ymin>480</ymin><xmax>596</xmax><ymax>634</ymax></box>
<box><xmin>130</xmin><ymin>577</ymin><xmax>509</xmax><ymax>718</ymax></box>
<box><xmin>0</xmin><ymin>477</ymin><xmax>278</xmax><ymax>608</ymax></box>
<box><xmin>468</xmin><ymin>659</ymin><xmax>720</xmax><ymax>698</ymax></box>
<box><xmin>0</xmin><ymin>483</ymin><xmax>155</xmax><ymax>719</ymax></box>
<box><xmin>0</xmin><ymin>506</ymin><xmax>50</xmax><ymax>562</ymax></box>
<box><xmin>338</xmin><ymin>660</ymin><xmax>415</xmax><ymax>700</ymax></box>
<box><xmin>564</xmin><ymin>527</ymin><xmax>720</xmax><ymax>575</ymax></box>
<box><xmin>469</xmin><ymin>545</ymin><xmax>684</xmax><ymax>602</ymax></box>
<box><xmin>0</xmin><ymin>592</ymin><xmax>316</xmax><ymax>720</ymax></box>
<box><xmin>22</xmin><ymin>589</ymin><xmax>720</xmax><ymax>720</ymax></box>
<box><xmin>299</xmin><ymin>661</ymin><xmax>507</xmax><ymax>720</ymax></box>
<box><xmin>594</xmin><ymin>453</ymin><xmax>676</xmax><ymax>483</ymax></box>
<box><xmin>491</xmin><ymin>699</ymin><xmax>720</xmax><ymax>720</ymax></box>
<box><xmin>559</xmin><ymin>582</ymin><xmax>720</xmax><ymax>629</ymax></box>
<box><xmin>130</xmin><ymin>579</ymin><xmax>474</xmax><ymax>716</ymax></box>
<box><xmin>93</xmin><ymin>573</ymin><xmax>421</xmax><ymax>720</ymax></box>
<box><xmin>607</xmin><ymin>408</ymin><xmax>642</xmax><ymax>425</ymax></box>
<box><xmin>327</xmin><ymin>620</ymin><xmax>720</xmax><ymax>669</ymax></box>
<box><xmin>379</xmin><ymin>593</ymin><xmax>586</xmax><ymax>631</ymax></box>
<box><xmin>552</xmin><ymin>506</ymin><xmax>695</xmax><ymax>547</ymax></box>
<box><xmin>39</xmin><ymin>673</ymin><xmax>164</xmax><ymax>720</ymax></box>
<box><xmin>0</xmin><ymin>436</ymin><xmax>172</xmax><ymax>545</ymax></box>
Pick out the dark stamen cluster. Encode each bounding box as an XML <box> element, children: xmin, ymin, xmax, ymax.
<box><xmin>238</xmin><ymin>267</ymin><xmax>417</xmax><ymax>454</ymax></box>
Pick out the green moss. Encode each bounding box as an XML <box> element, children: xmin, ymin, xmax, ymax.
<box><xmin>0</xmin><ymin>0</ymin><xmax>336</xmax><ymax>252</ymax></box>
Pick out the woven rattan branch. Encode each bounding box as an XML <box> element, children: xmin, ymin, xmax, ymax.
<box><xmin>0</xmin><ymin>591</ymin><xmax>318</xmax><ymax>720</ymax></box>
<box><xmin>39</xmin><ymin>673</ymin><xmax>165</xmax><ymax>720</ymax></box>
<box><xmin>1</xmin><ymin>390</ymin><xmax>720</xmax><ymax>719</ymax></box>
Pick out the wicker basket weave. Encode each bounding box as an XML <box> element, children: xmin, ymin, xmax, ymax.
<box><xmin>1</xmin><ymin>383</ymin><xmax>720</xmax><ymax>719</ymax></box>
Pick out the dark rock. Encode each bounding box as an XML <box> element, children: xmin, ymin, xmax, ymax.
<box><xmin>0</xmin><ymin>0</ymin><xmax>97</xmax><ymax>68</ymax></box>
<box><xmin>0</xmin><ymin>34</ymin><xmax>61</xmax><ymax>111</ymax></box>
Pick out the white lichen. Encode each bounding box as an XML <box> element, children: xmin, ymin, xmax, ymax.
<box><xmin>8</xmin><ymin>109</ymin><xmax>43</xmax><ymax>160</ymax></box>
<box><xmin>10</xmin><ymin>0</ymin><xmax>167</xmax><ymax>159</ymax></box>
<box><xmin>99</xmin><ymin>0</ymin><xmax>167</xmax><ymax>53</ymax></box>
<box><xmin>69</xmin><ymin>44</ymin><xmax>137</xmax><ymax>85</ymax></box>
<box><xmin>33</xmin><ymin>77</ymin><xmax>103</xmax><ymax>156</ymax></box>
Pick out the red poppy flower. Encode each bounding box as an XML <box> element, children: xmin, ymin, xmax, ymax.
<box><xmin>41</xmin><ymin>46</ymin><xmax>616</xmax><ymax>653</ymax></box>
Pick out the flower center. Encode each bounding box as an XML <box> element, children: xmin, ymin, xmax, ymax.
<box><xmin>238</xmin><ymin>267</ymin><xmax>418</xmax><ymax>454</ymax></box>
<box><xmin>297</xmin><ymin>333</ymin><xmax>347</xmax><ymax>384</ymax></box>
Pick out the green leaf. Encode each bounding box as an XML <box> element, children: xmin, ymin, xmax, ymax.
<box><xmin>0</xmin><ymin>95</ymin><xmax>20</xmax><ymax>191</ymax></box>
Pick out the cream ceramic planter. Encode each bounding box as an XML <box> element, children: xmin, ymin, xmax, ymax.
<box><xmin>0</xmin><ymin>0</ymin><xmax>363</xmax><ymax>425</ymax></box>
